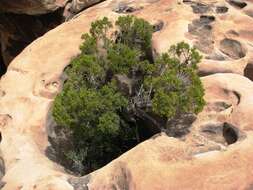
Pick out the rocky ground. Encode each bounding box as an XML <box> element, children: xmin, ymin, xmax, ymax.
<box><xmin>0</xmin><ymin>0</ymin><xmax>253</xmax><ymax>189</ymax></box>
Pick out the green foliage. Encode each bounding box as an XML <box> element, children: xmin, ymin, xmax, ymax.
<box><xmin>98</xmin><ymin>112</ymin><xmax>120</xmax><ymax>135</ymax></box>
<box><xmin>144</xmin><ymin>42</ymin><xmax>205</xmax><ymax>118</ymax></box>
<box><xmin>53</xmin><ymin>82</ymin><xmax>127</xmax><ymax>133</ymax></box>
<box><xmin>65</xmin><ymin>54</ymin><xmax>106</xmax><ymax>88</ymax></box>
<box><xmin>116</xmin><ymin>15</ymin><xmax>153</xmax><ymax>54</ymax></box>
<box><xmin>80</xmin><ymin>34</ymin><xmax>97</xmax><ymax>55</ymax></box>
<box><xmin>52</xmin><ymin>16</ymin><xmax>205</xmax><ymax>175</ymax></box>
<box><xmin>90</xmin><ymin>17</ymin><xmax>112</xmax><ymax>39</ymax></box>
<box><xmin>53</xmin><ymin>80</ymin><xmax>129</xmax><ymax>173</ymax></box>
<box><xmin>107</xmin><ymin>43</ymin><xmax>140</xmax><ymax>74</ymax></box>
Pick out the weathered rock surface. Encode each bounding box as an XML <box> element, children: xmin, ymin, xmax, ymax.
<box><xmin>0</xmin><ymin>0</ymin><xmax>253</xmax><ymax>189</ymax></box>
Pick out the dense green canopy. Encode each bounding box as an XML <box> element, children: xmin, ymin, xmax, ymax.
<box><xmin>52</xmin><ymin>15</ymin><xmax>205</xmax><ymax>175</ymax></box>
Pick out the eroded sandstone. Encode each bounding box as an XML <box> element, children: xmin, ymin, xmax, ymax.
<box><xmin>0</xmin><ymin>0</ymin><xmax>253</xmax><ymax>189</ymax></box>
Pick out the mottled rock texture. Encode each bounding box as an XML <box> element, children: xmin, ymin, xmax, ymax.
<box><xmin>0</xmin><ymin>0</ymin><xmax>253</xmax><ymax>189</ymax></box>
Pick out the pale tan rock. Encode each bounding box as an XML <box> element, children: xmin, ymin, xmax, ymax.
<box><xmin>0</xmin><ymin>0</ymin><xmax>253</xmax><ymax>189</ymax></box>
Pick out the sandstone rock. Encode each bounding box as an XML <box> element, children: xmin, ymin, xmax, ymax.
<box><xmin>188</xmin><ymin>15</ymin><xmax>215</xmax><ymax>54</ymax></box>
<box><xmin>215</xmin><ymin>6</ymin><xmax>229</xmax><ymax>13</ymax></box>
<box><xmin>185</xmin><ymin>1</ymin><xmax>212</xmax><ymax>14</ymax></box>
<box><xmin>152</xmin><ymin>20</ymin><xmax>164</xmax><ymax>32</ymax></box>
<box><xmin>0</xmin><ymin>0</ymin><xmax>253</xmax><ymax>189</ymax></box>
<box><xmin>219</xmin><ymin>38</ymin><xmax>246</xmax><ymax>59</ymax></box>
<box><xmin>112</xmin><ymin>1</ymin><xmax>143</xmax><ymax>14</ymax></box>
<box><xmin>227</xmin><ymin>0</ymin><xmax>247</xmax><ymax>9</ymax></box>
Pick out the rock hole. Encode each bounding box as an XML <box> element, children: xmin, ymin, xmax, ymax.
<box><xmin>191</xmin><ymin>15</ymin><xmax>215</xmax><ymax>28</ymax></box>
<box><xmin>113</xmin><ymin>3</ymin><xmax>143</xmax><ymax>13</ymax></box>
<box><xmin>227</xmin><ymin>0</ymin><xmax>247</xmax><ymax>9</ymax></box>
<box><xmin>223</xmin><ymin>122</ymin><xmax>238</xmax><ymax>145</ymax></box>
<box><xmin>216</xmin><ymin>6</ymin><xmax>229</xmax><ymax>13</ymax></box>
<box><xmin>244</xmin><ymin>62</ymin><xmax>253</xmax><ymax>81</ymax></box>
<box><xmin>219</xmin><ymin>38</ymin><xmax>246</xmax><ymax>59</ymax></box>
<box><xmin>153</xmin><ymin>20</ymin><xmax>164</xmax><ymax>32</ymax></box>
<box><xmin>189</xmin><ymin>15</ymin><xmax>214</xmax><ymax>36</ymax></box>
<box><xmin>182</xmin><ymin>0</ymin><xmax>192</xmax><ymax>4</ymax></box>
<box><xmin>201</xmin><ymin>123</ymin><xmax>227</xmax><ymax>144</ymax></box>
<box><xmin>46</xmin><ymin>111</ymin><xmax>197</xmax><ymax>176</ymax></box>
<box><xmin>190</xmin><ymin>2</ymin><xmax>211</xmax><ymax>14</ymax></box>
<box><xmin>135</xmin><ymin>110</ymin><xmax>164</xmax><ymax>141</ymax></box>
<box><xmin>233</xmin><ymin>90</ymin><xmax>241</xmax><ymax>105</ymax></box>
<box><xmin>46</xmin><ymin>112</ymin><xmax>163</xmax><ymax>176</ymax></box>
<box><xmin>188</xmin><ymin>23</ymin><xmax>212</xmax><ymax>36</ymax></box>
<box><xmin>201</xmin><ymin>122</ymin><xmax>239</xmax><ymax>145</ymax></box>
<box><xmin>199</xmin><ymin>15</ymin><xmax>215</xmax><ymax>23</ymax></box>
<box><xmin>189</xmin><ymin>16</ymin><xmax>215</xmax><ymax>54</ymax></box>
